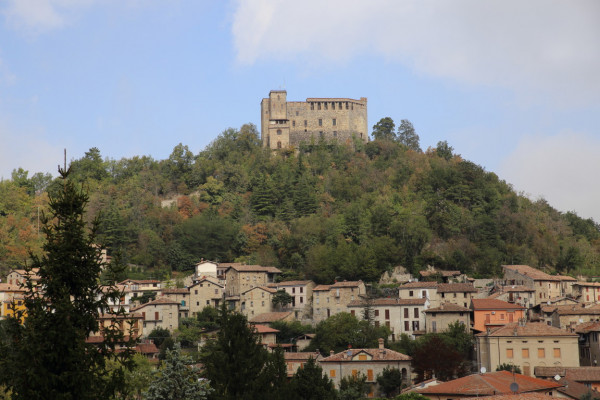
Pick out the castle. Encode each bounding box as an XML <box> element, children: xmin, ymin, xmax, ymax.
<box><xmin>260</xmin><ymin>90</ymin><xmax>368</xmax><ymax>150</ymax></box>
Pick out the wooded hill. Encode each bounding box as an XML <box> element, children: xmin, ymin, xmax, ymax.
<box><xmin>1</xmin><ymin>123</ymin><xmax>599</xmax><ymax>282</ymax></box>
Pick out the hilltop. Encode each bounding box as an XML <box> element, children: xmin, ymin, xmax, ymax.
<box><xmin>1</xmin><ymin>123</ymin><xmax>598</xmax><ymax>282</ymax></box>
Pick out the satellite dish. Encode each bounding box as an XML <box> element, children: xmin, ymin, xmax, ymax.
<box><xmin>480</xmin><ymin>367</ymin><xmax>487</xmax><ymax>374</ymax></box>
<box><xmin>510</xmin><ymin>382</ymin><xmax>519</xmax><ymax>392</ymax></box>
<box><xmin>554</xmin><ymin>374</ymin><xmax>561</xmax><ymax>381</ymax></box>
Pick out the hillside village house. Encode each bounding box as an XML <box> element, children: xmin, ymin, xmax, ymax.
<box><xmin>575</xmin><ymin>321</ymin><xmax>600</xmax><ymax>366</ymax></box>
<box><xmin>489</xmin><ymin>285</ymin><xmax>536</xmax><ymax>308</ymax></box>
<box><xmin>320</xmin><ymin>339</ymin><xmax>412</xmax><ymax>396</ymax></box>
<box><xmin>548</xmin><ymin>304</ymin><xmax>600</xmax><ymax>330</ymax></box>
<box><xmin>535</xmin><ymin>366</ymin><xmax>600</xmax><ymax>392</ymax></box>
<box><xmin>223</xmin><ymin>264</ymin><xmax>281</xmax><ymax>297</ymax></box>
<box><xmin>398</xmin><ymin>282</ymin><xmax>477</xmax><ymax>308</ymax></box>
<box><xmin>0</xmin><ymin>283</ymin><xmax>26</xmax><ymax>319</ymax></box>
<box><xmin>572</xmin><ymin>282</ymin><xmax>600</xmax><ymax>303</ymax></box>
<box><xmin>284</xmin><ymin>352</ymin><xmax>323</xmax><ymax>377</ymax></box>
<box><xmin>347</xmin><ymin>298</ymin><xmax>428</xmax><ymax>340</ymax></box>
<box><xmin>194</xmin><ymin>259</ymin><xmax>218</xmax><ymax>279</ymax></box>
<box><xmin>6</xmin><ymin>268</ymin><xmax>41</xmax><ymax>288</ymax></box>
<box><xmin>476</xmin><ymin>321</ymin><xmax>579</xmax><ymax>377</ymax></box>
<box><xmin>269</xmin><ymin>280</ymin><xmax>315</xmax><ymax>318</ymax></box>
<box><xmin>188</xmin><ymin>276</ymin><xmax>224</xmax><ymax>315</ymax></box>
<box><xmin>100</xmin><ymin>284</ymin><xmax>135</xmax><ymax>313</ymax></box>
<box><xmin>424</xmin><ymin>302</ymin><xmax>471</xmax><ymax>333</ymax></box>
<box><xmin>131</xmin><ymin>297</ymin><xmax>180</xmax><ymax>336</ymax></box>
<box><xmin>312</xmin><ymin>281</ymin><xmax>366</xmax><ymax>323</ymax></box>
<box><xmin>118</xmin><ymin>279</ymin><xmax>161</xmax><ymax>298</ymax></box>
<box><xmin>240</xmin><ymin>286</ymin><xmax>276</xmax><ymax>318</ymax></box>
<box><xmin>471</xmin><ymin>298</ymin><xmax>527</xmax><ymax>333</ymax></box>
<box><xmin>253</xmin><ymin>324</ymin><xmax>279</xmax><ymax>347</ymax></box>
<box><xmin>159</xmin><ymin>287</ymin><xmax>190</xmax><ymax>319</ymax></box>
<box><xmin>502</xmin><ymin>265</ymin><xmax>562</xmax><ymax>305</ymax></box>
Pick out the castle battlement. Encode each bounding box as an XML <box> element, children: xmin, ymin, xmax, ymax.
<box><xmin>260</xmin><ymin>90</ymin><xmax>368</xmax><ymax>150</ymax></box>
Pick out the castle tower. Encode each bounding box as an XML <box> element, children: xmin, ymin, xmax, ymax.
<box><xmin>261</xmin><ymin>90</ymin><xmax>290</xmax><ymax>150</ymax></box>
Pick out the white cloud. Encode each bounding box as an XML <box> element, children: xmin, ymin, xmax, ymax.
<box><xmin>232</xmin><ymin>0</ymin><xmax>600</xmax><ymax>106</ymax></box>
<box><xmin>1</xmin><ymin>0</ymin><xmax>96</xmax><ymax>33</ymax></box>
<box><xmin>499</xmin><ymin>132</ymin><xmax>600</xmax><ymax>223</ymax></box>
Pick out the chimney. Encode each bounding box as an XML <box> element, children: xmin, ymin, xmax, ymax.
<box><xmin>330</xmin><ymin>350</ymin><xmax>334</xmax><ymax>356</ymax></box>
<box><xmin>378</xmin><ymin>338</ymin><xmax>384</xmax><ymax>350</ymax></box>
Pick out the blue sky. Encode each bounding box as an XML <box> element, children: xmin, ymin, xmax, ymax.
<box><xmin>1</xmin><ymin>0</ymin><xmax>599</xmax><ymax>221</ymax></box>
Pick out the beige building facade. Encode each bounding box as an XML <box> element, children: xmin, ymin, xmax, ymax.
<box><xmin>223</xmin><ymin>264</ymin><xmax>281</xmax><ymax>297</ymax></box>
<box><xmin>131</xmin><ymin>297</ymin><xmax>180</xmax><ymax>336</ymax></box>
<box><xmin>312</xmin><ymin>281</ymin><xmax>366</xmax><ymax>323</ymax></box>
<box><xmin>270</xmin><ymin>280</ymin><xmax>315</xmax><ymax>318</ymax></box>
<box><xmin>502</xmin><ymin>265</ymin><xmax>562</xmax><ymax>306</ymax></box>
<box><xmin>476</xmin><ymin>322</ymin><xmax>580</xmax><ymax>377</ymax></box>
<box><xmin>240</xmin><ymin>286</ymin><xmax>275</xmax><ymax>318</ymax></box>
<box><xmin>188</xmin><ymin>277</ymin><xmax>223</xmax><ymax>315</ymax></box>
<box><xmin>261</xmin><ymin>90</ymin><xmax>368</xmax><ymax>150</ymax></box>
<box><xmin>424</xmin><ymin>302</ymin><xmax>471</xmax><ymax>333</ymax></box>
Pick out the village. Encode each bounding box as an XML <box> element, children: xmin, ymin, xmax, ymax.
<box><xmin>3</xmin><ymin>261</ymin><xmax>600</xmax><ymax>399</ymax></box>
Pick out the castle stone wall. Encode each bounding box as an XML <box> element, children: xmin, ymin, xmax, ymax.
<box><xmin>261</xmin><ymin>90</ymin><xmax>368</xmax><ymax>150</ymax></box>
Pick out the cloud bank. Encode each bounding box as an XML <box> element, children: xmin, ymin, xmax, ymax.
<box><xmin>499</xmin><ymin>132</ymin><xmax>600</xmax><ymax>223</ymax></box>
<box><xmin>232</xmin><ymin>0</ymin><xmax>600</xmax><ymax>107</ymax></box>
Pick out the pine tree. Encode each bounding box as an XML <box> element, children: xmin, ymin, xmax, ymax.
<box><xmin>145</xmin><ymin>346</ymin><xmax>212</xmax><ymax>400</ymax></box>
<box><xmin>0</xmin><ymin>166</ymin><xmax>135</xmax><ymax>399</ymax></box>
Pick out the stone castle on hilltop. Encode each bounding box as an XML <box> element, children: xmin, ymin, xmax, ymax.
<box><xmin>260</xmin><ymin>90</ymin><xmax>368</xmax><ymax>150</ymax></box>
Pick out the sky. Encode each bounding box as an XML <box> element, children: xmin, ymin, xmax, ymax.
<box><xmin>1</xmin><ymin>0</ymin><xmax>599</xmax><ymax>221</ymax></box>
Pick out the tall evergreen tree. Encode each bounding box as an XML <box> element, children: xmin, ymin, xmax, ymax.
<box><xmin>0</xmin><ymin>166</ymin><xmax>135</xmax><ymax>400</ymax></box>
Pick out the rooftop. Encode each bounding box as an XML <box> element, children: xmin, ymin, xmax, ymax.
<box><xmin>321</xmin><ymin>347</ymin><xmax>411</xmax><ymax>362</ymax></box>
<box><xmin>437</xmin><ymin>283</ymin><xmax>478</xmax><ymax>293</ymax></box>
<box><xmin>347</xmin><ymin>298</ymin><xmax>426</xmax><ymax>307</ymax></box>
<box><xmin>476</xmin><ymin>322</ymin><xmax>577</xmax><ymax>337</ymax></box>
<box><xmin>425</xmin><ymin>302</ymin><xmax>471</xmax><ymax>313</ymax></box>
<box><xmin>502</xmin><ymin>265</ymin><xmax>561</xmax><ymax>281</ymax></box>
<box><xmin>472</xmin><ymin>298</ymin><xmax>527</xmax><ymax>310</ymax></box>
<box><xmin>399</xmin><ymin>281</ymin><xmax>439</xmax><ymax>289</ymax></box>
<box><xmin>416</xmin><ymin>371</ymin><xmax>562</xmax><ymax>396</ymax></box>
<box><xmin>535</xmin><ymin>366</ymin><xmax>600</xmax><ymax>382</ymax></box>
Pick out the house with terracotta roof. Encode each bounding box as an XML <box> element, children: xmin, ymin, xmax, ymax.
<box><xmin>347</xmin><ymin>298</ymin><xmax>429</xmax><ymax>340</ymax></box>
<box><xmin>130</xmin><ymin>297</ymin><xmax>180</xmax><ymax>336</ymax></box>
<box><xmin>0</xmin><ymin>283</ymin><xmax>26</xmax><ymax>320</ymax></box>
<box><xmin>223</xmin><ymin>264</ymin><xmax>281</xmax><ymax>297</ymax></box>
<box><xmin>574</xmin><ymin>321</ymin><xmax>600</xmax><ymax>366</ymax></box>
<box><xmin>283</xmin><ymin>352</ymin><xmax>322</xmax><ymax>377</ymax></box>
<box><xmin>118</xmin><ymin>279</ymin><xmax>161</xmax><ymax>299</ymax></box>
<box><xmin>188</xmin><ymin>276</ymin><xmax>224</xmax><ymax>315</ymax></box>
<box><xmin>252</xmin><ymin>323</ymin><xmax>279</xmax><ymax>347</ymax></box>
<box><xmin>159</xmin><ymin>287</ymin><xmax>190</xmax><ymax>319</ymax></box>
<box><xmin>502</xmin><ymin>265</ymin><xmax>563</xmax><ymax>306</ymax></box>
<box><xmin>320</xmin><ymin>338</ymin><xmax>412</xmax><ymax>396</ymax></box>
<box><xmin>312</xmin><ymin>280</ymin><xmax>366</xmax><ymax>323</ymax></box>
<box><xmin>489</xmin><ymin>285</ymin><xmax>536</xmax><ymax>308</ymax></box>
<box><xmin>535</xmin><ymin>366</ymin><xmax>600</xmax><ymax>393</ymax></box>
<box><xmin>270</xmin><ymin>280</ymin><xmax>315</xmax><ymax>318</ymax></box>
<box><xmin>471</xmin><ymin>298</ymin><xmax>526</xmax><ymax>333</ymax></box>
<box><xmin>437</xmin><ymin>283</ymin><xmax>478</xmax><ymax>309</ymax></box>
<box><xmin>548</xmin><ymin>303</ymin><xmax>600</xmax><ymax>330</ymax></box>
<box><xmin>424</xmin><ymin>302</ymin><xmax>471</xmax><ymax>333</ymax></box>
<box><xmin>476</xmin><ymin>322</ymin><xmax>579</xmax><ymax>377</ymax></box>
<box><xmin>240</xmin><ymin>286</ymin><xmax>276</xmax><ymax>318</ymax></box>
<box><xmin>6</xmin><ymin>268</ymin><xmax>41</xmax><ymax>289</ymax></box>
<box><xmin>414</xmin><ymin>370</ymin><xmax>563</xmax><ymax>399</ymax></box>
<box><xmin>572</xmin><ymin>282</ymin><xmax>600</xmax><ymax>303</ymax></box>
<box><xmin>398</xmin><ymin>281</ymin><xmax>438</xmax><ymax>303</ymax></box>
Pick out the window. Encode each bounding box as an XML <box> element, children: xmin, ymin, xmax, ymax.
<box><xmin>324</xmin><ymin>102</ymin><xmax>328</xmax><ymax>110</ymax></box>
<box><xmin>330</xmin><ymin>370</ymin><xmax>336</xmax><ymax>378</ymax></box>
<box><xmin>385</xmin><ymin>310</ymin><xmax>390</xmax><ymax>320</ymax></box>
<box><xmin>422</xmin><ymin>290</ymin><xmax>426</xmax><ymax>298</ymax></box>
<box><xmin>300</xmin><ymin>297</ymin><xmax>303</xmax><ymax>303</ymax></box>
<box><xmin>277</xmin><ymin>141</ymin><xmax>282</xmax><ymax>149</ymax></box>
<box><xmin>404</xmin><ymin>321</ymin><xmax>409</xmax><ymax>331</ymax></box>
<box><xmin>304</xmin><ymin>120</ymin><xmax>307</xmax><ymax>127</ymax></box>
<box><xmin>358</xmin><ymin>354</ymin><xmax>367</xmax><ymax>361</ymax></box>
<box><xmin>319</xmin><ymin>119</ymin><xmax>323</xmax><ymax>126</ymax></box>
<box><xmin>538</xmin><ymin>348</ymin><xmax>545</xmax><ymax>358</ymax></box>
<box><xmin>506</xmin><ymin>348</ymin><xmax>514</xmax><ymax>358</ymax></box>
<box><xmin>374</xmin><ymin>310</ymin><xmax>379</xmax><ymax>317</ymax></box>
<box><xmin>261</xmin><ymin>301</ymin><xmax>265</xmax><ymax>306</ymax></box>
<box><xmin>346</xmin><ymin>102</ymin><xmax>349</xmax><ymax>109</ymax></box>
<box><xmin>352</xmin><ymin>369</ymin><xmax>358</xmax><ymax>377</ymax></box>
<box><xmin>367</xmin><ymin>369</ymin><xmax>374</xmax><ymax>381</ymax></box>
<box><xmin>333</xmin><ymin>131</ymin><xmax>337</xmax><ymax>137</ymax></box>
<box><xmin>155</xmin><ymin>312</ymin><xmax>159</xmax><ymax>320</ymax></box>
<box><xmin>409</xmin><ymin>291</ymin><xmax>414</xmax><ymax>297</ymax></box>
<box><xmin>441</xmin><ymin>293</ymin><xmax>445</xmax><ymax>298</ymax></box>
<box><xmin>500</xmin><ymin>314</ymin><xmax>505</xmax><ymax>320</ymax></box>
<box><xmin>311</xmin><ymin>103</ymin><xmax>314</xmax><ymax>110</ymax></box>
<box><xmin>412</xmin><ymin>321</ymin><xmax>419</xmax><ymax>331</ymax></box>
<box><xmin>292</xmin><ymin>288</ymin><xmax>296</xmax><ymax>294</ymax></box>
<box><xmin>300</xmin><ymin>287</ymin><xmax>303</xmax><ymax>293</ymax></box>
<box><xmin>332</xmin><ymin>118</ymin><xmax>336</xmax><ymax>126</ymax></box>
<box><xmin>414</xmin><ymin>308</ymin><xmax>419</xmax><ymax>318</ymax></box>
<box><xmin>522</xmin><ymin>348</ymin><xmax>529</xmax><ymax>358</ymax></box>
<box><xmin>277</xmin><ymin>129</ymin><xmax>282</xmax><ymax>135</ymax></box>
<box><xmin>292</xmin><ymin>120</ymin><xmax>295</xmax><ymax>127</ymax></box>
<box><xmin>318</xmin><ymin>103</ymin><xmax>321</xmax><ymax>110</ymax></box>
<box><xmin>554</xmin><ymin>348</ymin><xmax>561</xmax><ymax>358</ymax></box>
<box><xmin>215</xmin><ymin>289</ymin><xmax>218</xmax><ymax>294</ymax></box>
<box><xmin>404</xmin><ymin>308</ymin><xmax>409</xmax><ymax>318</ymax></box>
<box><xmin>332</xmin><ymin>102</ymin><xmax>335</xmax><ymax>110</ymax></box>
<box><xmin>196</xmin><ymin>302</ymin><xmax>200</xmax><ymax>306</ymax></box>
<box><xmin>296</xmin><ymin>111</ymin><xmax>299</xmax><ymax>116</ymax></box>
<box><xmin>432</xmin><ymin>321</ymin><xmax>437</xmax><ymax>332</ymax></box>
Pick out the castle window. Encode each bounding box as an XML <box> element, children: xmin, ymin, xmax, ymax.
<box><xmin>304</xmin><ymin>129</ymin><xmax>307</xmax><ymax>132</ymax></box>
<box><xmin>311</xmin><ymin>103</ymin><xmax>314</xmax><ymax>110</ymax></box>
<box><xmin>304</xmin><ymin>120</ymin><xmax>307</xmax><ymax>127</ymax></box>
<box><xmin>296</xmin><ymin>111</ymin><xmax>299</xmax><ymax>116</ymax></box>
<box><xmin>346</xmin><ymin>102</ymin><xmax>349</xmax><ymax>109</ymax></box>
<box><xmin>317</xmin><ymin>103</ymin><xmax>321</xmax><ymax>110</ymax></box>
<box><xmin>277</xmin><ymin>129</ymin><xmax>282</xmax><ymax>135</ymax></box>
<box><xmin>318</xmin><ymin>119</ymin><xmax>322</xmax><ymax>126</ymax></box>
<box><xmin>277</xmin><ymin>141</ymin><xmax>282</xmax><ymax>149</ymax></box>
<box><xmin>324</xmin><ymin>102</ymin><xmax>328</xmax><ymax>110</ymax></box>
<box><xmin>351</xmin><ymin>104</ymin><xmax>354</xmax><ymax>110</ymax></box>
<box><xmin>292</xmin><ymin>120</ymin><xmax>296</xmax><ymax>127</ymax></box>
<box><xmin>339</xmin><ymin>102</ymin><xmax>342</xmax><ymax>109</ymax></box>
<box><xmin>332</xmin><ymin>118</ymin><xmax>336</xmax><ymax>126</ymax></box>
<box><xmin>332</xmin><ymin>102</ymin><xmax>335</xmax><ymax>110</ymax></box>
<box><xmin>333</xmin><ymin>131</ymin><xmax>337</xmax><ymax>137</ymax></box>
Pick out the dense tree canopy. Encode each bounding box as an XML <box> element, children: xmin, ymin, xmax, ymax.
<box><xmin>1</xmin><ymin>122</ymin><xmax>599</xmax><ymax>283</ymax></box>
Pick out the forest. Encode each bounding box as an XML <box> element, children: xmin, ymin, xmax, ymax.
<box><xmin>1</xmin><ymin>121</ymin><xmax>599</xmax><ymax>283</ymax></box>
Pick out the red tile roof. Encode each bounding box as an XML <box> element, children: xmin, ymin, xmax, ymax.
<box><xmin>502</xmin><ymin>265</ymin><xmax>561</xmax><ymax>281</ymax></box>
<box><xmin>252</xmin><ymin>324</ymin><xmax>279</xmax><ymax>334</ymax></box>
<box><xmin>347</xmin><ymin>298</ymin><xmax>427</xmax><ymax>307</ymax></box>
<box><xmin>472</xmin><ymin>298</ymin><xmax>526</xmax><ymax>310</ymax></box>
<box><xmin>416</xmin><ymin>371</ymin><xmax>562</xmax><ymax>396</ymax></box>
<box><xmin>476</xmin><ymin>322</ymin><xmax>577</xmax><ymax>337</ymax></box>
<box><xmin>550</xmin><ymin>304</ymin><xmax>600</xmax><ymax>315</ymax></box>
<box><xmin>499</xmin><ymin>285</ymin><xmax>536</xmax><ymax>293</ymax></box>
<box><xmin>249</xmin><ymin>311</ymin><xmax>293</xmax><ymax>323</ymax></box>
<box><xmin>321</xmin><ymin>348</ymin><xmax>411</xmax><ymax>362</ymax></box>
<box><xmin>275</xmin><ymin>280</ymin><xmax>314</xmax><ymax>286</ymax></box>
<box><xmin>224</xmin><ymin>264</ymin><xmax>282</xmax><ymax>274</ymax></box>
<box><xmin>424</xmin><ymin>302</ymin><xmax>471</xmax><ymax>313</ymax></box>
<box><xmin>477</xmin><ymin>394</ymin><xmax>556</xmax><ymax>400</ymax></box>
<box><xmin>399</xmin><ymin>281</ymin><xmax>438</xmax><ymax>289</ymax></box>
<box><xmin>557</xmin><ymin>378</ymin><xmax>600</xmax><ymax>399</ymax></box>
<box><xmin>437</xmin><ymin>283</ymin><xmax>477</xmax><ymax>293</ymax></box>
